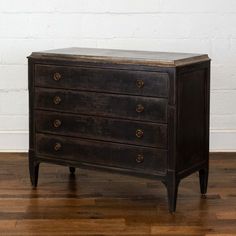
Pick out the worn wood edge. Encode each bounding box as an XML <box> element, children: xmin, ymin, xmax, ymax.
<box><xmin>174</xmin><ymin>54</ymin><xmax>210</xmax><ymax>66</ymax></box>
<box><xmin>28</xmin><ymin>52</ymin><xmax>210</xmax><ymax>68</ymax></box>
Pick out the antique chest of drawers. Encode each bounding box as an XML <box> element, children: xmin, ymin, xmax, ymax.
<box><xmin>28</xmin><ymin>48</ymin><xmax>210</xmax><ymax>212</ymax></box>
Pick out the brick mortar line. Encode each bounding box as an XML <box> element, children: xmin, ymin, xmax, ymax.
<box><xmin>0</xmin><ymin>12</ymin><xmax>236</xmax><ymax>14</ymax></box>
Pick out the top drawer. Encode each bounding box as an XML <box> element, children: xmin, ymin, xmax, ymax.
<box><xmin>34</xmin><ymin>64</ymin><xmax>169</xmax><ymax>98</ymax></box>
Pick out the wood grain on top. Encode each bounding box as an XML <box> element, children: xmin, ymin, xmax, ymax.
<box><xmin>29</xmin><ymin>47</ymin><xmax>210</xmax><ymax>67</ymax></box>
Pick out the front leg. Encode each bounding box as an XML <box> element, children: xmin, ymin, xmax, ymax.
<box><xmin>69</xmin><ymin>167</ymin><xmax>76</xmax><ymax>174</ymax></box>
<box><xmin>199</xmin><ymin>167</ymin><xmax>208</xmax><ymax>194</ymax></box>
<box><xmin>166</xmin><ymin>171</ymin><xmax>180</xmax><ymax>213</ymax></box>
<box><xmin>29</xmin><ymin>157</ymin><xmax>40</xmax><ymax>188</ymax></box>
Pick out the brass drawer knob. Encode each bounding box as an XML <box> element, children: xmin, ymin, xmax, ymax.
<box><xmin>136</xmin><ymin>79</ymin><xmax>144</xmax><ymax>88</ymax></box>
<box><xmin>136</xmin><ymin>154</ymin><xmax>144</xmax><ymax>163</ymax></box>
<box><xmin>53</xmin><ymin>119</ymin><xmax>62</xmax><ymax>128</ymax></box>
<box><xmin>53</xmin><ymin>72</ymin><xmax>62</xmax><ymax>81</ymax></box>
<box><xmin>54</xmin><ymin>142</ymin><xmax>62</xmax><ymax>151</ymax></box>
<box><xmin>53</xmin><ymin>96</ymin><xmax>61</xmax><ymax>105</ymax></box>
<box><xmin>136</xmin><ymin>104</ymin><xmax>144</xmax><ymax>113</ymax></box>
<box><xmin>136</xmin><ymin>129</ymin><xmax>144</xmax><ymax>138</ymax></box>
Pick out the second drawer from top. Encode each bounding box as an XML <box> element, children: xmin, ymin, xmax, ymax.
<box><xmin>35</xmin><ymin>88</ymin><xmax>168</xmax><ymax>123</ymax></box>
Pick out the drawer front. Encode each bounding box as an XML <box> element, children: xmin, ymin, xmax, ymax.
<box><xmin>36</xmin><ymin>134</ymin><xmax>167</xmax><ymax>173</ymax></box>
<box><xmin>35</xmin><ymin>111</ymin><xmax>167</xmax><ymax>149</ymax></box>
<box><xmin>35</xmin><ymin>88</ymin><xmax>168</xmax><ymax>123</ymax></box>
<box><xmin>35</xmin><ymin>64</ymin><xmax>169</xmax><ymax>98</ymax></box>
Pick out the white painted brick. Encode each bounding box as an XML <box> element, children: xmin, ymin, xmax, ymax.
<box><xmin>156</xmin><ymin>13</ymin><xmax>224</xmax><ymax>39</ymax></box>
<box><xmin>212</xmin><ymin>14</ymin><xmax>236</xmax><ymax>38</ymax></box>
<box><xmin>211</xmin><ymin>115</ymin><xmax>236</xmax><ymax>130</ymax></box>
<box><xmin>97</xmin><ymin>39</ymin><xmax>165</xmax><ymax>51</ymax></box>
<box><xmin>1</xmin><ymin>13</ymin><xmax>235</xmax><ymax>40</ymax></box>
<box><xmin>0</xmin><ymin>14</ymin><xmax>30</xmax><ymax>38</ymax></box>
<box><xmin>0</xmin><ymin>0</ymin><xmax>56</xmax><ymax>13</ymax></box>
<box><xmin>62</xmin><ymin>14</ymin><xmax>162</xmax><ymax>39</ymax></box>
<box><xmin>211</xmin><ymin>90</ymin><xmax>236</xmax><ymax>115</ymax></box>
<box><xmin>0</xmin><ymin>132</ymin><xmax>28</xmax><ymax>151</ymax></box>
<box><xmin>154</xmin><ymin>39</ymin><xmax>211</xmax><ymax>53</ymax></box>
<box><xmin>0</xmin><ymin>65</ymin><xmax>27</xmax><ymax>89</ymax></box>
<box><xmin>0</xmin><ymin>39</ymin><xmax>54</xmax><ymax>64</ymax></box>
<box><xmin>210</xmin><ymin>131</ymin><xmax>236</xmax><ymax>152</ymax></box>
<box><xmin>211</xmin><ymin>64</ymin><xmax>236</xmax><ymax>90</ymax></box>
<box><xmin>0</xmin><ymin>14</ymin><xmax>56</xmax><ymax>39</ymax></box>
<box><xmin>92</xmin><ymin>14</ymin><xmax>214</xmax><ymax>39</ymax></box>
<box><xmin>54</xmin><ymin>0</ymin><xmax>161</xmax><ymax>13</ymax></box>
<box><xmin>12</xmin><ymin>14</ymin><xmax>161</xmax><ymax>39</ymax></box>
<box><xmin>0</xmin><ymin>91</ymin><xmax>28</xmax><ymax>115</ymax></box>
<box><xmin>211</xmin><ymin>39</ymin><xmax>236</xmax><ymax>65</ymax></box>
<box><xmin>160</xmin><ymin>0</ymin><xmax>236</xmax><ymax>13</ymax></box>
<box><xmin>155</xmin><ymin>13</ymin><xmax>236</xmax><ymax>39</ymax></box>
<box><xmin>53</xmin><ymin>39</ymin><xmax>98</xmax><ymax>49</ymax></box>
<box><xmin>27</xmin><ymin>14</ymin><xmax>64</xmax><ymax>39</ymax></box>
<box><xmin>97</xmin><ymin>38</ymin><xmax>211</xmax><ymax>53</ymax></box>
<box><xmin>230</xmin><ymin>39</ymin><xmax>236</xmax><ymax>52</ymax></box>
<box><xmin>0</xmin><ymin>115</ymin><xmax>28</xmax><ymax>131</ymax></box>
<box><xmin>0</xmin><ymin>0</ymin><xmax>162</xmax><ymax>13</ymax></box>
<box><xmin>48</xmin><ymin>14</ymin><xmax>87</xmax><ymax>39</ymax></box>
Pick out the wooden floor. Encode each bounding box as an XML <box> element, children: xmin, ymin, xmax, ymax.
<box><xmin>0</xmin><ymin>153</ymin><xmax>235</xmax><ymax>235</ymax></box>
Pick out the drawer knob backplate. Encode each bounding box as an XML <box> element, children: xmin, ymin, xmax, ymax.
<box><xmin>53</xmin><ymin>119</ymin><xmax>62</xmax><ymax>128</ymax></box>
<box><xmin>136</xmin><ymin>154</ymin><xmax>144</xmax><ymax>163</ymax></box>
<box><xmin>54</xmin><ymin>142</ymin><xmax>62</xmax><ymax>151</ymax></box>
<box><xmin>136</xmin><ymin>104</ymin><xmax>144</xmax><ymax>113</ymax></box>
<box><xmin>136</xmin><ymin>129</ymin><xmax>144</xmax><ymax>138</ymax></box>
<box><xmin>53</xmin><ymin>72</ymin><xmax>62</xmax><ymax>81</ymax></box>
<box><xmin>53</xmin><ymin>96</ymin><xmax>62</xmax><ymax>105</ymax></box>
<box><xmin>136</xmin><ymin>79</ymin><xmax>144</xmax><ymax>88</ymax></box>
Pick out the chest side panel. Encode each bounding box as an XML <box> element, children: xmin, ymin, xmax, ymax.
<box><xmin>176</xmin><ymin>62</ymin><xmax>210</xmax><ymax>173</ymax></box>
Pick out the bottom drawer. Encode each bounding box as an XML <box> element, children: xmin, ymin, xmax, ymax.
<box><xmin>36</xmin><ymin>134</ymin><xmax>167</xmax><ymax>173</ymax></box>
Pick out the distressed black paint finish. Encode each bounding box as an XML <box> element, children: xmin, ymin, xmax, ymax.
<box><xmin>28</xmin><ymin>47</ymin><xmax>210</xmax><ymax>213</ymax></box>
<box><xmin>35</xmin><ymin>64</ymin><xmax>169</xmax><ymax>98</ymax></box>
<box><xmin>36</xmin><ymin>133</ymin><xmax>167</xmax><ymax>174</ymax></box>
<box><xmin>177</xmin><ymin>69</ymin><xmax>206</xmax><ymax>171</ymax></box>
<box><xmin>35</xmin><ymin>88</ymin><xmax>168</xmax><ymax>123</ymax></box>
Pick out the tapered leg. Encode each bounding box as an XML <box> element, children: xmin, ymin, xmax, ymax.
<box><xmin>166</xmin><ymin>172</ymin><xmax>180</xmax><ymax>213</ymax></box>
<box><xmin>199</xmin><ymin>167</ymin><xmax>208</xmax><ymax>194</ymax></box>
<box><xmin>69</xmin><ymin>167</ymin><xmax>76</xmax><ymax>174</ymax></box>
<box><xmin>29</xmin><ymin>158</ymin><xmax>40</xmax><ymax>187</ymax></box>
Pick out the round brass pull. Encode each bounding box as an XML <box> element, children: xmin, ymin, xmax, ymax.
<box><xmin>53</xmin><ymin>119</ymin><xmax>62</xmax><ymax>128</ymax></box>
<box><xmin>136</xmin><ymin>129</ymin><xmax>144</xmax><ymax>138</ymax></box>
<box><xmin>54</xmin><ymin>142</ymin><xmax>62</xmax><ymax>151</ymax></box>
<box><xmin>53</xmin><ymin>96</ymin><xmax>61</xmax><ymax>105</ymax></box>
<box><xmin>136</xmin><ymin>154</ymin><xmax>144</xmax><ymax>163</ymax></box>
<box><xmin>136</xmin><ymin>104</ymin><xmax>144</xmax><ymax>113</ymax></box>
<box><xmin>53</xmin><ymin>72</ymin><xmax>62</xmax><ymax>81</ymax></box>
<box><xmin>136</xmin><ymin>79</ymin><xmax>144</xmax><ymax>88</ymax></box>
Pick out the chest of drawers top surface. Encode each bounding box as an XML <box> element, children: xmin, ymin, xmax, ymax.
<box><xmin>29</xmin><ymin>47</ymin><xmax>209</xmax><ymax>67</ymax></box>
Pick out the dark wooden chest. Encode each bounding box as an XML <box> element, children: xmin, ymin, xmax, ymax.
<box><xmin>28</xmin><ymin>47</ymin><xmax>210</xmax><ymax>212</ymax></box>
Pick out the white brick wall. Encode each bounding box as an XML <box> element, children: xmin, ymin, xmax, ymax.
<box><xmin>0</xmin><ymin>0</ymin><xmax>236</xmax><ymax>151</ymax></box>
